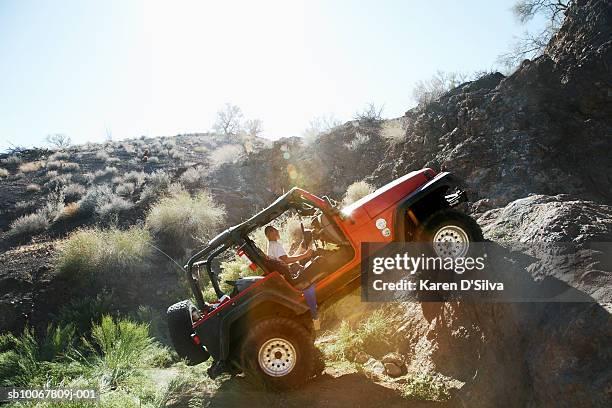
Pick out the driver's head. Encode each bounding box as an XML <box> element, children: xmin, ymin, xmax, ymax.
<box><xmin>264</xmin><ymin>225</ymin><xmax>280</xmax><ymax>241</ymax></box>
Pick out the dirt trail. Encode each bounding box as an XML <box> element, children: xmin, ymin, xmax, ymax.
<box><xmin>202</xmin><ymin>373</ymin><xmax>444</xmax><ymax>408</ymax></box>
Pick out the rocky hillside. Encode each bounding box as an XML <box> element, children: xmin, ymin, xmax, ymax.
<box><xmin>0</xmin><ymin>0</ymin><xmax>610</xmax><ymax>407</ymax></box>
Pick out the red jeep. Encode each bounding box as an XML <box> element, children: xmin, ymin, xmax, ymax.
<box><xmin>167</xmin><ymin>168</ymin><xmax>482</xmax><ymax>389</ymax></box>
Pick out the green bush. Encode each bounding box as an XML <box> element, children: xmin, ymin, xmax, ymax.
<box><xmin>400</xmin><ymin>374</ymin><xmax>451</xmax><ymax>401</ymax></box>
<box><xmin>82</xmin><ymin>316</ymin><xmax>170</xmax><ymax>389</ymax></box>
<box><xmin>0</xmin><ymin>324</ymin><xmax>78</xmax><ymax>387</ymax></box>
<box><xmin>322</xmin><ymin>308</ymin><xmax>394</xmax><ymax>361</ymax></box>
<box><xmin>145</xmin><ymin>188</ymin><xmax>225</xmax><ymax>258</ymax></box>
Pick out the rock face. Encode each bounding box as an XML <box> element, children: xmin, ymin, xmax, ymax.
<box><xmin>479</xmin><ymin>194</ymin><xmax>612</xmax><ymax>302</ymax></box>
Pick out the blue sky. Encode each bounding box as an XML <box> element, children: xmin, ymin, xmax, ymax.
<box><xmin>0</xmin><ymin>0</ymin><xmax>546</xmax><ymax>151</ymax></box>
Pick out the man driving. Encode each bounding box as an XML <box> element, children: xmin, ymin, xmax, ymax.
<box><xmin>265</xmin><ymin>225</ymin><xmax>312</xmax><ymax>264</ymax></box>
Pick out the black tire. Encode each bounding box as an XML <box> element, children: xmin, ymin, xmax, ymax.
<box><xmin>240</xmin><ymin>317</ymin><xmax>316</xmax><ymax>390</ymax></box>
<box><xmin>414</xmin><ymin>209</ymin><xmax>483</xmax><ymax>304</ymax></box>
<box><xmin>166</xmin><ymin>300</ymin><xmax>209</xmax><ymax>365</ymax></box>
<box><xmin>414</xmin><ymin>208</ymin><xmax>483</xmax><ymax>253</ymax></box>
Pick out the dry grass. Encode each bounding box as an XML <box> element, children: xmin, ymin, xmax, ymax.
<box><xmin>19</xmin><ymin>161</ymin><xmax>44</xmax><ymax>173</ymax></box>
<box><xmin>380</xmin><ymin>120</ymin><xmax>406</xmax><ymax>144</ymax></box>
<box><xmin>62</xmin><ymin>183</ymin><xmax>86</xmax><ymax>201</ymax></box>
<box><xmin>0</xmin><ymin>168</ymin><xmax>9</xmax><ymax>178</ymax></box>
<box><xmin>179</xmin><ymin>166</ymin><xmax>205</xmax><ymax>188</ymax></box>
<box><xmin>46</xmin><ymin>160</ymin><xmax>63</xmax><ymax>170</ymax></box>
<box><xmin>341</xmin><ymin>180</ymin><xmax>376</xmax><ymax>207</ymax></box>
<box><xmin>145</xmin><ymin>187</ymin><xmax>225</xmax><ymax>258</ymax></box>
<box><xmin>49</xmin><ymin>151</ymin><xmax>70</xmax><ymax>161</ymax></box>
<box><xmin>57</xmin><ymin>202</ymin><xmax>80</xmax><ymax>220</ymax></box>
<box><xmin>210</xmin><ymin>144</ymin><xmax>244</xmax><ymax>167</ymax></box>
<box><xmin>8</xmin><ymin>212</ymin><xmax>50</xmax><ymax>237</ymax></box>
<box><xmin>1</xmin><ymin>155</ymin><xmax>22</xmax><ymax>165</ymax></box>
<box><xmin>62</xmin><ymin>162</ymin><xmax>80</xmax><ymax>172</ymax></box>
<box><xmin>56</xmin><ymin>226</ymin><xmax>152</xmax><ymax>283</ymax></box>
<box><xmin>26</xmin><ymin>184</ymin><xmax>41</xmax><ymax>193</ymax></box>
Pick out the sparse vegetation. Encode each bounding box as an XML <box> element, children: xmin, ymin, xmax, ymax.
<box><xmin>49</xmin><ymin>151</ymin><xmax>70</xmax><ymax>161</ymax></box>
<box><xmin>139</xmin><ymin>170</ymin><xmax>171</xmax><ymax>203</ymax></box>
<box><xmin>342</xmin><ymin>180</ymin><xmax>375</xmax><ymax>207</ymax></box>
<box><xmin>62</xmin><ymin>183</ymin><xmax>86</xmax><ymax>201</ymax></box>
<box><xmin>62</xmin><ymin>162</ymin><xmax>80</xmax><ymax>172</ymax></box>
<box><xmin>96</xmin><ymin>151</ymin><xmax>110</xmax><ymax>161</ymax></box>
<box><xmin>400</xmin><ymin>374</ymin><xmax>451</xmax><ymax>402</ymax></box>
<box><xmin>115</xmin><ymin>182</ymin><xmax>135</xmax><ymax>197</ymax></box>
<box><xmin>45</xmin><ymin>133</ymin><xmax>72</xmax><ymax>149</ymax></box>
<box><xmin>210</xmin><ymin>144</ymin><xmax>244</xmax><ymax>167</ymax></box>
<box><xmin>354</xmin><ymin>102</ymin><xmax>384</xmax><ymax>123</ymax></box>
<box><xmin>56</xmin><ymin>226</ymin><xmax>152</xmax><ymax>283</ymax></box>
<box><xmin>303</xmin><ymin>114</ymin><xmax>342</xmax><ymax>143</ymax></box>
<box><xmin>498</xmin><ymin>0</ymin><xmax>572</xmax><ymax>69</ymax></box>
<box><xmin>19</xmin><ymin>161</ymin><xmax>44</xmax><ymax>173</ymax></box>
<box><xmin>380</xmin><ymin>120</ymin><xmax>406</xmax><ymax>144</ymax></box>
<box><xmin>45</xmin><ymin>160</ymin><xmax>63</xmax><ymax>170</ymax></box>
<box><xmin>25</xmin><ymin>183</ymin><xmax>41</xmax><ymax>193</ymax></box>
<box><xmin>213</xmin><ymin>103</ymin><xmax>244</xmax><ymax>136</ymax></box>
<box><xmin>96</xmin><ymin>193</ymin><xmax>133</xmax><ymax>218</ymax></box>
<box><xmin>345</xmin><ymin>132</ymin><xmax>370</xmax><ymax>150</ymax></box>
<box><xmin>145</xmin><ymin>187</ymin><xmax>225</xmax><ymax>258</ymax></box>
<box><xmin>412</xmin><ymin>71</ymin><xmax>468</xmax><ymax>106</ymax></box>
<box><xmin>321</xmin><ymin>308</ymin><xmax>395</xmax><ymax>361</ymax></box>
<box><xmin>1</xmin><ymin>155</ymin><xmax>22</xmax><ymax>166</ymax></box>
<box><xmin>57</xmin><ymin>202</ymin><xmax>80</xmax><ymax>220</ymax></box>
<box><xmin>179</xmin><ymin>166</ymin><xmax>205</xmax><ymax>188</ymax></box>
<box><xmin>8</xmin><ymin>212</ymin><xmax>50</xmax><ymax>237</ymax></box>
<box><xmin>0</xmin><ymin>168</ymin><xmax>9</xmax><ymax>178</ymax></box>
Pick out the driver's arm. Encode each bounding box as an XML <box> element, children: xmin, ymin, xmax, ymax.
<box><xmin>279</xmin><ymin>248</ymin><xmax>313</xmax><ymax>264</ymax></box>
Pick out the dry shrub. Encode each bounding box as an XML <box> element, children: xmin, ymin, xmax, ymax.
<box><xmin>26</xmin><ymin>184</ymin><xmax>41</xmax><ymax>193</ymax></box>
<box><xmin>19</xmin><ymin>161</ymin><xmax>44</xmax><ymax>173</ymax></box>
<box><xmin>341</xmin><ymin>180</ymin><xmax>376</xmax><ymax>207</ymax></box>
<box><xmin>1</xmin><ymin>155</ymin><xmax>22</xmax><ymax>166</ymax></box>
<box><xmin>57</xmin><ymin>202</ymin><xmax>80</xmax><ymax>220</ymax></box>
<box><xmin>8</xmin><ymin>212</ymin><xmax>50</xmax><ymax>237</ymax></box>
<box><xmin>179</xmin><ymin>167</ymin><xmax>205</xmax><ymax>188</ymax></box>
<box><xmin>56</xmin><ymin>227</ymin><xmax>152</xmax><ymax>286</ymax></box>
<box><xmin>380</xmin><ymin>120</ymin><xmax>406</xmax><ymax>144</ymax></box>
<box><xmin>209</xmin><ymin>144</ymin><xmax>244</xmax><ymax>167</ymax></box>
<box><xmin>49</xmin><ymin>151</ymin><xmax>70</xmax><ymax>161</ymax></box>
<box><xmin>46</xmin><ymin>160</ymin><xmax>63</xmax><ymax>170</ymax></box>
<box><xmin>145</xmin><ymin>188</ymin><xmax>225</xmax><ymax>258</ymax></box>
<box><xmin>62</xmin><ymin>183</ymin><xmax>86</xmax><ymax>201</ymax></box>
<box><xmin>0</xmin><ymin>168</ymin><xmax>9</xmax><ymax>178</ymax></box>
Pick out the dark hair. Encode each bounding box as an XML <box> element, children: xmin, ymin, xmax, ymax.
<box><xmin>264</xmin><ymin>225</ymin><xmax>276</xmax><ymax>237</ymax></box>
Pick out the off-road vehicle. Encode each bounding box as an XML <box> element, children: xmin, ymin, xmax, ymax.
<box><xmin>167</xmin><ymin>168</ymin><xmax>482</xmax><ymax>389</ymax></box>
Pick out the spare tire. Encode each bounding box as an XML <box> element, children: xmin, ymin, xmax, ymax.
<box><xmin>167</xmin><ymin>300</ymin><xmax>209</xmax><ymax>365</ymax></box>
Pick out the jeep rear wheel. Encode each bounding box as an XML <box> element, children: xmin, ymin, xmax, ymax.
<box><xmin>166</xmin><ymin>300</ymin><xmax>209</xmax><ymax>365</ymax></box>
<box><xmin>240</xmin><ymin>317</ymin><xmax>315</xmax><ymax>390</ymax></box>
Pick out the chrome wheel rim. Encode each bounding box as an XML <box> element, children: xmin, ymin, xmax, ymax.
<box><xmin>258</xmin><ymin>337</ymin><xmax>297</xmax><ymax>377</ymax></box>
<box><xmin>432</xmin><ymin>225</ymin><xmax>470</xmax><ymax>258</ymax></box>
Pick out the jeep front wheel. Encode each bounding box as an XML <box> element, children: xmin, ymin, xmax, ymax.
<box><xmin>415</xmin><ymin>208</ymin><xmax>483</xmax><ymax>257</ymax></box>
<box><xmin>240</xmin><ymin>317</ymin><xmax>315</xmax><ymax>390</ymax></box>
